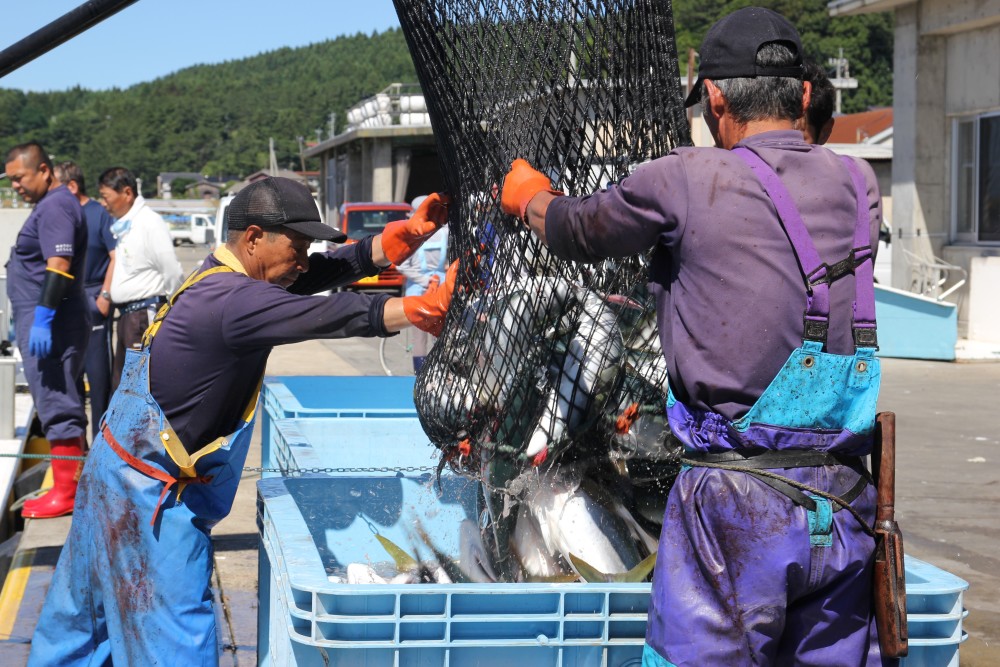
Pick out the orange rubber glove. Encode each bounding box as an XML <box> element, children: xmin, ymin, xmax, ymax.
<box><xmin>500</xmin><ymin>159</ymin><xmax>562</xmax><ymax>220</ymax></box>
<box><xmin>402</xmin><ymin>260</ymin><xmax>458</xmax><ymax>337</ymax></box>
<box><xmin>381</xmin><ymin>192</ymin><xmax>450</xmax><ymax>264</ymax></box>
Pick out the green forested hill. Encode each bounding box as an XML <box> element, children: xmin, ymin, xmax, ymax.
<box><xmin>0</xmin><ymin>28</ymin><xmax>417</xmax><ymax>188</ymax></box>
<box><xmin>0</xmin><ymin>6</ymin><xmax>892</xmax><ymax>189</ymax></box>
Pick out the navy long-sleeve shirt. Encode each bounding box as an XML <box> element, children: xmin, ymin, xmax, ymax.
<box><xmin>148</xmin><ymin>236</ymin><xmax>390</xmax><ymax>453</ymax></box>
<box><xmin>544</xmin><ymin>130</ymin><xmax>882</xmax><ymax>421</ymax></box>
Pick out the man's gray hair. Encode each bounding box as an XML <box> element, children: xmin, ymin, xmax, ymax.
<box><xmin>701</xmin><ymin>43</ymin><xmax>803</xmax><ymax>124</ymax></box>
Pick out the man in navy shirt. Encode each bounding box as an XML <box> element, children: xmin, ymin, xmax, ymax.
<box><xmin>28</xmin><ymin>177</ymin><xmax>457</xmax><ymax>666</ymax></box>
<box><xmin>5</xmin><ymin>142</ymin><xmax>90</xmax><ymax>519</ymax></box>
<box><xmin>55</xmin><ymin>161</ymin><xmax>116</xmax><ymax>442</ymax></box>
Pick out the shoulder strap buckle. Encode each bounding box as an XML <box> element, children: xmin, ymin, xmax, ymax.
<box><xmin>807</xmin><ymin>245</ymin><xmax>873</xmax><ymax>288</ymax></box>
<box><xmin>803</xmin><ymin>316</ymin><xmax>829</xmax><ymax>345</ymax></box>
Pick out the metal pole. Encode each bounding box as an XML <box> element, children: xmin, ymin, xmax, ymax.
<box><xmin>0</xmin><ymin>0</ymin><xmax>141</xmax><ymax>80</ymax></box>
<box><xmin>686</xmin><ymin>47</ymin><xmax>697</xmax><ymax>128</ymax></box>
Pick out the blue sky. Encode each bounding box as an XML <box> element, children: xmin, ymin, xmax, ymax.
<box><xmin>1</xmin><ymin>1</ymin><xmax>401</xmax><ymax>92</ymax></box>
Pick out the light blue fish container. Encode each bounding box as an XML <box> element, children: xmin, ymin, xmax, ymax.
<box><xmin>256</xmin><ymin>376</ymin><xmax>971</xmax><ymax>667</ymax></box>
<box><xmin>260</xmin><ymin>376</ymin><xmax>418</xmax><ymax>471</ymax></box>
<box><xmin>901</xmin><ymin>556</ymin><xmax>970</xmax><ymax>667</ymax></box>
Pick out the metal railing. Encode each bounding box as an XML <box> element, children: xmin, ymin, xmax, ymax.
<box><xmin>901</xmin><ymin>248</ymin><xmax>968</xmax><ymax>301</ymax></box>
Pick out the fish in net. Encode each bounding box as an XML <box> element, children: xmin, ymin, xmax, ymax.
<box><xmin>393</xmin><ymin>0</ymin><xmax>691</xmax><ymax>580</ymax></box>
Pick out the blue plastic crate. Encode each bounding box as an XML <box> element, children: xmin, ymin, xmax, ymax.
<box><xmin>262</xmin><ymin>376</ymin><xmax>417</xmax><ymax>420</ymax></box>
<box><xmin>268</xmin><ymin>417</ymin><xmax>438</xmax><ymax>479</ymax></box>
<box><xmin>260</xmin><ymin>376</ymin><xmax>417</xmax><ymax>471</ymax></box>
<box><xmin>257</xmin><ymin>472</ymin><xmax>971</xmax><ymax>667</ymax></box>
<box><xmin>257</xmin><ymin>403</ymin><xmax>973</xmax><ymax>666</ymax></box>
<box><xmin>257</xmin><ymin>475</ymin><xmax>649</xmax><ymax>667</ymax></box>
<box><xmin>900</xmin><ymin>556</ymin><xmax>970</xmax><ymax>667</ymax></box>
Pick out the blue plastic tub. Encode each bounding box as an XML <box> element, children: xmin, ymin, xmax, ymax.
<box><xmin>257</xmin><ymin>470</ymin><xmax>971</xmax><ymax>667</ymax></box>
<box><xmin>267</xmin><ymin>417</ymin><xmax>438</xmax><ymax>479</ymax></box>
<box><xmin>874</xmin><ymin>285</ymin><xmax>957</xmax><ymax>361</ymax></box>
<box><xmin>262</xmin><ymin>376</ymin><xmax>417</xmax><ymax>419</ymax></box>
<box><xmin>257</xmin><ymin>381</ymin><xmax>971</xmax><ymax>666</ymax></box>
<box><xmin>260</xmin><ymin>376</ymin><xmax>417</xmax><ymax>471</ymax></box>
<box><xmin>900</xmin><ymin>556</ymin><xmax>970</xmax><ymax>667</ymax></box>
<box><xmin>257</xmin><ymin>475</ymin><xmax>649</xmax><ymax>667</ymax></box>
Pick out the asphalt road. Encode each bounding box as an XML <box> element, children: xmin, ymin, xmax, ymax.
<box><xmin>877</xmin><ymin>359</ymin><xmax>1000</xmax><ymax>665</ymax></box>
<box><xmin>175</xmin><ymin>244</ymin><xmax>1000</xmax><ymax>664</ymax></box>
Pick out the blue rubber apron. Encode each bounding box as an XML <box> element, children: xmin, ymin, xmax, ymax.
<box><xmin>28</xmin><ymin>248</ymin><xmax>262</xmax><ymax>667</ymax></box>
<box><xmin>643</xmin><ymin>150</ymin><xmax>888</xmax><ymax>667</ymax></box>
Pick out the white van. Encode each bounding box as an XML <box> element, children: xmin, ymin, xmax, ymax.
<box><xmin>167</xmin><ymin>213</ymin><xmax>215</xmax><ymax>247</ymax></box>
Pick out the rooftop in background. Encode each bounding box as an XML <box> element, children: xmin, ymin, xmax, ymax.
<box><xmin>828</xmin><ymin>108</ymin><xmax>894</xmax><ymax>144</ymax></box>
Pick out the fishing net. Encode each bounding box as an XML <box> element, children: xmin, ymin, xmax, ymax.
<box><xmin>394</xmin><ymin>1</ymin><xmax>690</xmax><ymax>487</ymax></box>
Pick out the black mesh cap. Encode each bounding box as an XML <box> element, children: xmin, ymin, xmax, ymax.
<box><xmin>227</xmin><ymin>177</ymin><xmax>346</xmax><ymax>242</ymax></box>
<box><xmin>684</xmin><ymin>6</ymin><xmax>803</xmax><ymax>107</ymax></box>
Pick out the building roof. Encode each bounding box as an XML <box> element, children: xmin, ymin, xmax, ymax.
<box><xmin>226</xmin><ymin>169</ymin><xmax>312</xmax><ymax>195</ymax></box>
<box><xmin>827</xmin><ymin>0</ymin><xmax>913</xmax><ymax>16</ymax></box>
<box><xmin>828</xmin><ymin>108</ymin><xmax>893</xmax><ymax>144</ymax></box>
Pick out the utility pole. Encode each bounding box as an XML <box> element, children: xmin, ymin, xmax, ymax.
<box><xmin>269</xmin><ymin>137</ymin><xmax>279</xmax><ymax>175</ymax></box>
<box><xmin>687</xmin><ymin>48</ymin><xmax>697</xmax><ymax>127</ymax></box>
<box><xmin>297</xmin><ymin>136</ymin><xmax>307</xmax><ymax>172</ymax></box>
<box><xmin>828</xmin><ymin>48</ymin><xmax>858</xmax><ymax>115</ymax></box>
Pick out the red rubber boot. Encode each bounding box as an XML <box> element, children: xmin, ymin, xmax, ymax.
<box><xmin>21</xmin><ymin>436</ymin><xmax>85</xmax><ymax>519</ymax></box>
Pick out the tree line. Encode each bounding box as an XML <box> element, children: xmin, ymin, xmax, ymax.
<box><xmin>0</xmin><ymin>5</ymin><xmax>892</xmax><ymax>192</ymax></box>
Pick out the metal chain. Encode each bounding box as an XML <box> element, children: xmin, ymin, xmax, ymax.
<box><xmin>0</xmin><ymin>452</ymin><xmax>86</xmax><ymax>461</ymax></box>
<box><xmin>0</xmin><ymin>453</ymin><xmax>436</xmax><ymax>476</ymax></box>
<box><xmin>243</xmin><ymin>465</ymin><xmax>437</xmax><ymax>475</ymax></box>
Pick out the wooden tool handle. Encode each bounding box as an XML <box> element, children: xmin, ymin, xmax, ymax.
<box><xmin>875</xmin><ymin>412</ymin><xmax>895</xmax><ymax>524</ymax></box>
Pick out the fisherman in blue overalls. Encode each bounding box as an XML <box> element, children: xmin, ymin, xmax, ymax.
<box><xmin>399</xmin><ymin>194</ymin><xmax>450</xmax><ymax>372</ymax></box>
<box><xmin>5</xmin><ymin>142</ymin><xmax>90</xmax><ymax>520</ymax></box>
<box><xmin>500</xmin><ymin>8</ymin><xmax>892</xmax><ymax>665</ymax></box>
<box><xmin>27</xmin><ymin>177</ymin><xmax>456</xmax><ymax>666</ymax></box>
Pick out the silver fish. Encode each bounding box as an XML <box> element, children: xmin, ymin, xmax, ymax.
<box><xmin>512</xmin><ymin>503</ymin><xmax>567</xmax><ymax>579</ymax></box>
<box><xmin>526</xmin><ymin>285</ymin><xmax>624</xmax><ymax>460</ymax></box>
<box><xmin>522</xmin><ymin>464</ymin><xmax>642</xmax><ymax>576</ymax></box>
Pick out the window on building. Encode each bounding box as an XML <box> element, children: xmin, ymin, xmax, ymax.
<box><xmin>954</xmin><ymin>113</ymin><xmax>1000</xmax><ymax>243</ymax></box>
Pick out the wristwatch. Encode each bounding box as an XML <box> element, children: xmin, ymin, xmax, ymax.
<box><xmin>99</xmin><ymin>290</ymin><xmax>112</xmax><ymax>300</ymax></box>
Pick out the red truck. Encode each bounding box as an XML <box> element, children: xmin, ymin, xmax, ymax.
<box><xmin>339</xmin><ymin>201</ymin><xmax>413</xmax><ymax>294</ymax></box>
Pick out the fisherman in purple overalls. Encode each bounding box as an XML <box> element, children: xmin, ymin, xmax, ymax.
<box><xmin>500</xmin><ymin>8</ymin><xmax>891</xmax><ymax>666</ymax></box>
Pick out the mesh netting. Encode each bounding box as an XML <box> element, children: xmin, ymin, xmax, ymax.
<box><xmin>394</xmin><ymin>1</ymin><xmax>690</xmax><ymax>489</ymax></box>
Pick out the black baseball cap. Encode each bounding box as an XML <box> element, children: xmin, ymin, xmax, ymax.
<box><xmin>227</xmin><ymin>177</ymin><xmax>346</xmax><ymax>242</ymax></box>
<box><xmin>684</xmin><ymin>7</ymin><xmax>804</xmax><ymax>108</ymax></box>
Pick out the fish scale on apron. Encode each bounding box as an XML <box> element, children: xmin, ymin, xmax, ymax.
<box><xmin>642</xmin><ymin>149</ymin><xmax>896</xmax><ymax>667</ymax></box>
<box><xmin>28</xmin><ymin>249</ymin><xmax>261</xmax><ymax>667</ymax></box>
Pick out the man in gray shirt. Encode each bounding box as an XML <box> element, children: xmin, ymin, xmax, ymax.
<box><xmin>501</xmin><ymin>7</ymin><xmax>889</xmax><ymax>666</ymax></box>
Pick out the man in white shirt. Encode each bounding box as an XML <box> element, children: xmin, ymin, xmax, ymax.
<box><xmin>97</xmin><ymin>167</ymin><xmax>183</xmax><ymax>390</ymax></box>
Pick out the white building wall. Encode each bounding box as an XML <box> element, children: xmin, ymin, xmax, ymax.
<box><xmin>944</xmin><ymin>23</ymin><xmax>1000</xmax><ymax>114</ymax></box>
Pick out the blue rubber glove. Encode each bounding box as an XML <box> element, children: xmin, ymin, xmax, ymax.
<box><xmin>29</xmin><ymin>305</ymin><xmax>56</xmax><ymax>358</ymax></box>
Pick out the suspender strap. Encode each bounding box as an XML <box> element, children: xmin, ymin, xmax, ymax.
<box><xmin>839</xmin><ymin>156</ymin><xmax>879</xmax><ymax>348</ymax></box>
<box><xmin>141</xmin><ymin>246</ymin><xmax>249</xmax><ymax>348</ymax></box>
<box><xmin>102</xmin><ymin>422</ymin><xmax>214</xmax><ymax>527</ymax></box>
<box><xmin>732</xmin><ymin>146</ymin><xmax>878</xmax><ymax>349</ymax></box>
<box><xmin>732</xmin><ymin>147</ymin><xmax>831</xmax><ymax>344</ymax></box>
